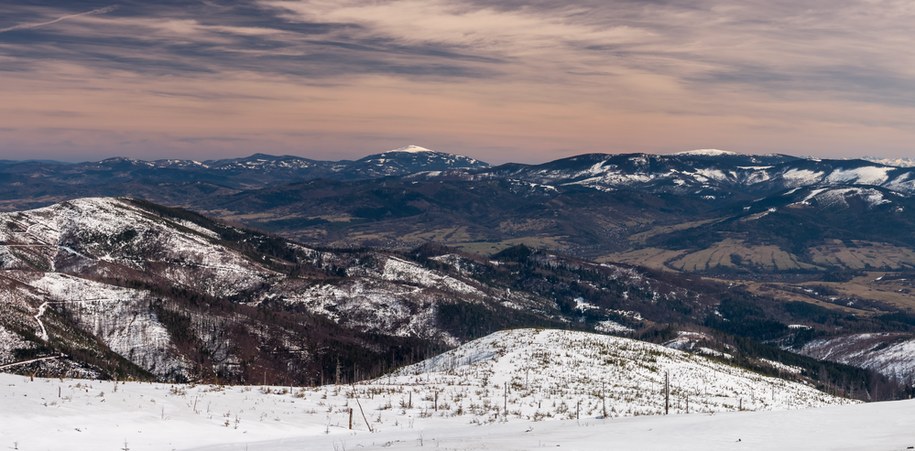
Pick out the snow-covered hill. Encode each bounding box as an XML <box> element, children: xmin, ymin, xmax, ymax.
<box><xmin>0</xmin><ymin>198</ymin><xmax>499</xmax><ymax>380</ymax></box>
<box><xmin>0</xmin><ymin>329</ymin><xmax>861</xmax><ymax>451</ymax></box>
<box><xmin>4</xmin><ymin>198</ymin><xmax>716</xmax><ymax>383</ymax></box>
<box><xmin>347</xmin><ymin>145</ymin><xmax>489</xmax><ymax>178</ymax></box>
<box><xmin>381</xmin><ymin>329</ymin><xmax>848</xmax><ymax>417</ymax></box>
<box><xmin>800</xmin><ymin>333</ymin><xmax>915</xmax><ymax>384</ymax></box>
<box><xmin>0</xmin><ymin>197</ymin><xmax>275</xmax><ymax>298</ymax></box>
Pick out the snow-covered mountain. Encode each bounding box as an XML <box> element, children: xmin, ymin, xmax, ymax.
<box><xmin>477</xmin><ymin>152</ymin><xmax>915</xmax><ymax>198</ymax></box>
<box><xmin>3</xmin><ymin>197</ymin><xmax>902</xmax><ymax>398</ymax></box>
<box><xmin>206</xmin><ymin>153</ymin><xmax>328</xmax><ymax>172</ymax></box>
<box><xmin>671</xmin><ymin>148</ymin><xmax>741</xmax><ymax>156</ymax></box>
<box><xmin>800</xmin><ymin>333</ymin><xmax>915</xmax><ymax>384</ymax></box>
<box><xmin>3</xmin><ymin>150</ymin><xmax>915</xmax><ymax>210</ymax></box>
<box><xmin>345</xmin><ymin>145</ymin><xmax>489</xmax><ymax>178</ymax></box>
<box><xmin>0</xmin><ymin>198</ymin><xmax>493</xmax><ymax>380</ymax></box>
<box><xmin>4</xmin><ymin>145</ymin><xmax>915</xmax><ymax>407</ymax></box>
<box><xmin>865</xmin><ymin>157</ymin><xmax>915</xmax><ymax>168</ymax></box>
<box><xmin>0</xmin><ymin>146</ymin><xmax>493</xmax><ymax>211</ymax></box>
<box><xmin>0</xmin><ymin>197</ymin><xmax>743</xmax><ymax>384</ymax></box>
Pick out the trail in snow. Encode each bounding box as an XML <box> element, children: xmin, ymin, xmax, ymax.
<box><xmin>2</xmin><ymin>215</ymin><xmax>95</xmax><ymax>271</ymax></box>
<box><xmin>6</xmin><ymin>217</ymin><xmax>55</xmax><ymax>246</ymax></box>
<box><xmin>0</xmin><ymin>355</ymin><xmax>61</xmax><ymax>370</ymax></box>
<box><xmin>57</xmin><ymin>245</ymin><xmax>93</xmax><ymax>260</ymax></box>
<box><xmin>33</xmin><ymin>302</ymin><xmax>49</xmax><ymax>341</ymax></box>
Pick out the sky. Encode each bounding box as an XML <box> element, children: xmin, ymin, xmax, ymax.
<box><xmin>1</xmin><ymin>1</ymin><xmax>914</xmax><ymax>163</ymax></box>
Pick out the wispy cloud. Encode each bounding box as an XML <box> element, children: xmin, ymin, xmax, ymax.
<box><xmin>0</xmin><ymin>5</ymin><xmax>118</xmax><ymax>34</ymax></box>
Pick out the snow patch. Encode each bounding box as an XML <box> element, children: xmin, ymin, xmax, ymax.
<box><xmin>781</xmin><ymin>169</ymin><xmax>825</xmax><ymax>187</ymax></box>
<box><xmin>826</xmin><ymin>166</ymin><xmax>892</xmax><ymax>185</ymax></box>
<box><xmin>382</xmin><ymin>257</ymin><xmax>482</xmax><ymax>296</ymax></box>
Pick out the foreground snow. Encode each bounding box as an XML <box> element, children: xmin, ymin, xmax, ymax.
<box><xmin>0</xmin><ymin>372</ymin><xmax>910</xmax><ymax>451</ymax></box>
<box><xmin>0</xmin><ymin>329</ymin><xmax>862</xmax><ymax>450</ymax></box>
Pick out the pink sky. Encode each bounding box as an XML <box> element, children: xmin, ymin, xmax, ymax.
<box><xmin>1</xmin><ymin>1</ymin><xmax>914</xmax><ymax>163</ymax></box>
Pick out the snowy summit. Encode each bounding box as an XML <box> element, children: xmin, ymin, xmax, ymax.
<box><xmin>388</xmin><ymin>144</ymin><xmax>435</xmax><ymax>153</ymax></box>
<box><xmin>672</xmin><ymin>148</ymin><xmax>740</xmax><ymax>156</ymax></box>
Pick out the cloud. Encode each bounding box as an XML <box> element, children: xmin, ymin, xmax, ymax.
<box><xmin>0</xmin><ymin>5</ymin><xmax>118</xmax><ymax>34</ymax></box>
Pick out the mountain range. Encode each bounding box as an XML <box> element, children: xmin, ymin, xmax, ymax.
<box><xmin>0</xmin><ymin>196</ymin><xmax>910</xmax><ymax>398</ymax></box>
<box><xmin>2</xmin><ymin>146</ymin><xmax>915</xmax><ymax>397</ymax></box>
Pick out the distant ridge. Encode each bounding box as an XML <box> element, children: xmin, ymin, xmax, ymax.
<box><xmin>671</xmin><ymin>148</ymin><xmax>740</xmax><ymax>156</ymax></box>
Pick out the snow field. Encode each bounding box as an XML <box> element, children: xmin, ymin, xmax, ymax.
<box><xmin>0</xmin><ymin>328</ymin><xmax>857</xmax><ymax>450</ymax></box>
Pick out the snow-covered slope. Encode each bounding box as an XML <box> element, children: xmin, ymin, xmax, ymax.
<box><xmin>0</xmin><ymin>197</ymin><xmax>275</xmax><ymax>298</ymax></box>
<box><xmin>382</xmin><ymin>329</ymin><xmax>848</xmax><ymax>417</ymax></box>
<box><xmin>6</xmin><ymin>198</ymin><xmax>694</xmax><ymax>383</ymax></box>
<box><xmin>789</xmin><ymin>187</ymin><xmax>896</xmax><ymax>209</ymax></box>
<box><xmin>865</xmin><ymin>157</ymin><xmax>915</xmax><ymax>168</ymax></box>
<box><xmin>0</xmin><ymin>198</ymin><xmax>498</xmax><ymax>380</ymax></box>
<box><xmin>0</xmin><ymin>328</ymin><xmax>862</xmax><ymax>451</ymax></box>
<box><xmin>800</xmin><ymin>333</ymin><xmax>915</xmax><ymax>384</ymax></box>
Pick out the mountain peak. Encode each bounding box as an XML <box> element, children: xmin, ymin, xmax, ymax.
<box><xmin>389</xmin><ymin>145</ymin><xmax>434</xmax><ymax>154</ymax></box>
<box><xmin>672</xmin><ymin>148</ymin><xmax>740</xmax><ymax>156</ymax></box>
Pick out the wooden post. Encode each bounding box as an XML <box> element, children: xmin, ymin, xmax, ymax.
<box><xmin>353</xmin><ymin>393</ymin><xmax>373</xmax><ymax>432</ymax></box>
<box><xmin>576</xmin><ymin>400</ymin><xmax>580</xmax><ymax>421</ymax></box>
<box><xmin>434</xmin><ymin>391</ymin><xmax>438</xmax><ymax>411</ymax></box>
<box><xmin>503</xmin><ymin>382</ymin><xmax>508</xmax><ymax>418</ymax></box>
<box><xmin>348</xmin><ymin>408</ymin><xmax>353</xmax><ymax>430</ymax></box>
<box><xmin>600</xmin><ymin>389</ymin><xmax>607</xmax><ymax>418</ymax></box>
<box><xmin>408</xmin><ymin>391</ymin><xmax>412</xmax><ymax>409</ymax></box>
<box><xmin>664</xmin><ymin>372</ymin><xmax>670</xmax><ymax>415</ymax></box>
<box><xmin>686</xmin><ymin>394</ymin><xmax>689</xmax><ymax>414</ymax></box>
<box><xmin>602</xmin><ymin>386</ymin><xmax>607</xmax><ymax>418</ymax></box>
